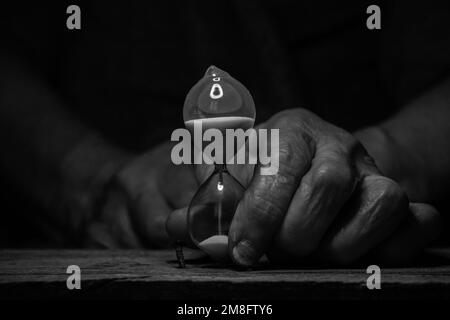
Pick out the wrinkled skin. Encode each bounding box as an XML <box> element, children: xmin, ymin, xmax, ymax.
<box><xmin>87</xmin><ymin>108</ymin><xmax>440</xmax><ymax>266</ymax></box>
<box><xmin>167</xmin><ymin>108</ymin><xmax>441</xmax><ymax>266</ymax></box>
<box><xmin>227</xmin><ymin>109</ymin><xmax>440</xmax><ymax>266</ymax></box>
<box><xmin>84</xmin><ymin>143</ymin><xmax>198</xmax><ymax>248</ymax></box>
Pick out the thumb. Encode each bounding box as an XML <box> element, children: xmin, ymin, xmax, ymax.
<box><xmin>165</xmin><ymin>207</ymin><xmax>196</xmax><ymax>248</ymax></box>
<box><xmin>373</xmin><ymin>202</ymin><xmax>441</xmax><ymax>264</ymax></box>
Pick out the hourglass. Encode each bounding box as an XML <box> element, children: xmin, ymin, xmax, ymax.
<box><xmin>180</xmin><ymin>65</ymin><xmax>255</xmax><ymax>265</ymax></box>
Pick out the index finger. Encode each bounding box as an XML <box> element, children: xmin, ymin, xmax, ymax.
<box><xmin>228</xmin><ymin>125</ymin><xmax>315</xmax><ymax>266</ymax></box>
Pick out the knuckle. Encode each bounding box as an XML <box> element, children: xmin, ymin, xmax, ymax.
<box><xmin>275</xmin><ymin>158</ymin><xmax>301</xmax><ymax>187</ymax></box>
<box><xmin>271</xmin><ymin>109</ymin><xmax>303</xmax><ymax>126</ymax></box>
<box><xmin>339</xmin><ymin>132</ymin><xmax>360</xmax><ymax>152</ymax></box>
<box><xmin>376</xmin><ymin>177</ymin><xmax>407</xmax><ymax>206</ymax></box>
<box><xmin>314</xmin><ymin>164</ymin><xmax>337</xmax><ymax>186</ymax></box>
<box><xmin>275</xmin><ymin>148</ymin><xmax>307</xmax><ymax>181</ymax></box>
<box><xmin>313</xmin><ymin>162</ymin><xmax>353</xmax><ymax>191</ymax></box>
<box><xmin>272</xmin><ymin>111</ymin><xmax>294</xmax><ymax>128</ymax></box>
<box><xmin>416</xmin><ymin>203</ymin><xmax>442</xmax><ymax>236</ymax></box>
<box><xmin>277</xmin><ymin>142</ymin><xmax>298</xmax><ymax>175</ymax></box>
<box><xmin>250</xmin><ymin>189</ymin><xmax>285</xmax><ymax>226</ymax></box>
<box><xmin>273</xmin><ymin>115</ymin><xmax>315</xmax><ymax>154</ymax></box>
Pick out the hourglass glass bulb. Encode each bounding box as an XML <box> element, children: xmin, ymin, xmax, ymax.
<box><xmin>188</xmin><ymin>167</ymin><xmax>245</xmax><ymax>261</ymax></box>
<box><xmin>183</xmin><ymin>65</ymin><xmax>255</xmax><ymax>122</ymax></box>
<box><xmin>183</xmin><ymin>66</ymin><xmax>256</xmax><ymax>262</ymax></box>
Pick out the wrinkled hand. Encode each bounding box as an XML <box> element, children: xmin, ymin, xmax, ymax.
<box><xmin>167</xmin><ymin>108</ymin><xmax>441</xmax><ymax>266</ymax></box>
<box><xmin>84</xmin><ymin>143</ymin><xmax>198</xmax><ymax>248</ymax></box>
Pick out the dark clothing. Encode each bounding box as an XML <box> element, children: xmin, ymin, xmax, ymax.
<box><xmin>3</xmin><ymin>1</ymin><xmax>450</xmax><ymax>149</ymax></box>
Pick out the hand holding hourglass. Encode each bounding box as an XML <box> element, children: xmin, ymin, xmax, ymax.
<box><xmin>170</xmin><ymin>66</ymin><xmax>256</xmax><ymax>265</ymax></box>
<box><xmin>166</xmin><ymin>66</ymin><xmax>441</xmax><ymax>269</ymax></box>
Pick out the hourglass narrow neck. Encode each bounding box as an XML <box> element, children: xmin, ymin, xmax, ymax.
<box><xmin>214</xmin><ymin>164</ymin><xmax>246</xmax><ymax>190</ymax></box>
<box><xmin>214</xmin><ymin>164</ymin><xmax>228</xmax><ymax>174</ymax></box>
<box><xmin>214</xmin><ymin>164</ymin><xmax>227</xmax><ymax>190</ymax></box>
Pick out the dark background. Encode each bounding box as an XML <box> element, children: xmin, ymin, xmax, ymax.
<box><xmin>1</xmin><ymin>0</ymin><xmax>449</xmax><ymax>246</ymax></box>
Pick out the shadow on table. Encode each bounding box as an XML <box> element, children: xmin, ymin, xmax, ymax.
<box><xmin>167</xmin><ymin>247</ymin><xmax>450</xmax><ymax>270</ymax></box>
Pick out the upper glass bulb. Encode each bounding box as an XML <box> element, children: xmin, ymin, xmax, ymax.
<box><xmin>183</xmin><ymin>65</ymin><xmax>256</xmax><ymax>122</ymax></box>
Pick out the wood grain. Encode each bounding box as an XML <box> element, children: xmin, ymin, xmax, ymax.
<box><xmin>1</xmin><ymin>248</ymin><xmax>450</xmax><ymax>299</ymax></box>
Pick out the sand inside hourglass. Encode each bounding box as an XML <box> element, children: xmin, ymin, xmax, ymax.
<box><xmin>185</xmin><ymin>116</ymin><xmax>254</xmax><ymax>132</ymax></box>
<box><xmin>198</xmin><ymin>235</ymin><xmax>229</xmax><ymax>261</ymax></box>
<box><xmin>185</xmin><ymin>116</ymin><xmax>255</xmax><ymax>163</ymax></box>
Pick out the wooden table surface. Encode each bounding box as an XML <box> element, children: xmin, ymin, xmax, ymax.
<box><xmin>1</xmin><ymin>248</ymin><xmax>450</xmax><ymax>299</ymax></box>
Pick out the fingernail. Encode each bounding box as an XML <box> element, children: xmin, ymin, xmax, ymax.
<box><xmin>232</xmin><ymin>240</ymin><xmax>257</xmax><ymax>266</ymax></box>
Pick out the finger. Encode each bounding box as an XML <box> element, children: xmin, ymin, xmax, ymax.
<box><xmin>372</xmin><ymin>203</ymin><xmax>441</xmax><ymax>265</ymax></box>
<box><xmin>102</xmin><ymin>194</ymin><xmax>143</xmax><ymax>248</ymax></box>
<box><xmin>130</xmin><ymin>185</ymin><xmax>172</xmax><ymax>248</ymax></box>
<box><xmin>165</xmin><ymin>207</ymin><xmax>196</xmax><ymax>248</ymax></box>
<box><xmin>84</xmin><ymin>190</ymin><xmax>143</xmax><ymax>248</ymax></box>
<box><xmin>229</xmin><ymin>125</ymin><xmax>315</xmax><ymax>267</ymax></box>
<box><xmin>317</xmin><ymin>175</ymin><xmax>409</xmax><ymax>265</ymax></box>
<box><xmin>273</xmin><ymin>143</ymin><xmax>357</xmax><ymax>258</ymax></box>
<box><xmin>84</xmin><ymin>222</ymin><xmax>119</xmax><ymax>248</ymax></box>
<box><xmin>161</xmin><ymin>163</ymin><xmax>198</xmax><ymax>209</ymax></box>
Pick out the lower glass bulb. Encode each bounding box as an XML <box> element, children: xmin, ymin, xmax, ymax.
<box><xmin>188</xmin><ymin>167</ymin><xmax>245</xmax><ymax>262</ymax></box>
